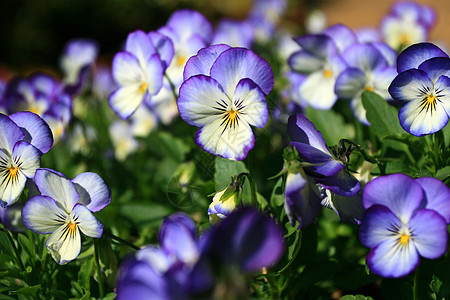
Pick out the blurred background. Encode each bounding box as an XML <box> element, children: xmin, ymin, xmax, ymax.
<box><xmin>0</xmin><ymin>0</ymin><xmax>449</xmax><ymax>81</ymax></box>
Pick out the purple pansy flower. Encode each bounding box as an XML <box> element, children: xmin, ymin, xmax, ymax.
<box><xmin>288</xmin><ymin>113</ymin><xmax>360</xmax><ymax>196</ymax></box>
<box><xmin>212</xmin><ymin>19</ymin><xmax>255</xmax><ymax>48</ymax></box>
<box><xmin>22</xmin><ymin>168</ymin><xmax>110</xmax><ymax>264</ymax></box>
<box><xmin>109</xmin><ymin>30</ymin><xmax>165</xmax><ymax>119</ymax></box>
<box><xmin>389</xmin><ymin>42</ymin><xmax>450</xmax><ymax>136</ymax></box>
<box><xmin>359</xmin><ymin>173</ymin><xmax>450</xmax><ymax>278</ymax></box>
<box><xmin>0</xmin><ymin>112</ymin><xmax>53</xmax><ymax>207</ymax></box>
<box><xmin>335</xmin><ymin>42</ymin><xmax>397</xmax><ymax>124</ymax></box>
<box><xmin>178</xmin><ymin>45</ymin><xmax>274</xmax><ymax>160</ymax></box>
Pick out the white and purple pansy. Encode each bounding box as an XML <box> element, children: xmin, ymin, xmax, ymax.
<box><xmin>389</xmin><ymin>42</ymin><xmax>450</xmax><ymax>136</ymax></box>
<box><xmin>288</xmin><ymin>113</ymin><xmax>360</xmax><ymax>196</ymax></box>
<box><xmin>22</xmin><ymin>168</ymin><xmax>111</xmax><ymax>264</ymax></box>
<box><xmin>0</xmin><ymin>112</ymin><xmax>53</xmax><ymax>207</ymax></box>
<box><xmin>109</xmin><ymin>30</ymin><xmax>166</xmax><ymax>119</ymax></box>
<box><xmin>335</xmin><ymin>42</ymin><xmax>397</xmax><ymax>125</ymax></box>
<box><xmin>359</xmin><ymin>173</ymin><xmax>450</xmax><ymax>278</ymax></box>
<box><xmin>178</xmin><ymin>45</ymin><xmax>274</xmax><ymax>160</ymax></box>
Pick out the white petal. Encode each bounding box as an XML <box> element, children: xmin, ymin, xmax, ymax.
<box><xmin>22</xmin><ymin>195</ymin><xmax>67</xmax><ymax>234</ymax></box>
<box><xmin>196</xmin><ymin>117</ymin><xmax>254</xmax><ymax>160</ymax></box>
<box><xmin>72</xmin><ymin>173</ymin><xmax>111</xmax><ymax>212</ymax></box>
<box><xmin>300</xmin><ymin>70</ymin><xmax>337</xmax><ymax>110</ymax></box>
<box><xmin>233</xmin><ymin>79</ymin><xmax>269</xmax><ymax>128</ymax></box>
<box><xmin>109</xmin><ymin>84</ymin><xmax>146</xmax><ymax>119</ymax></box>
<box><xmin>112</xmin><ymin>52</ymin><xmax>144</xmax><ymax>86</ymax></box>
<box><xmin>71</xmin><ymin>204</ymin><xmax>103</xmax><ymax>238</ymax></box>
<box><xmin>45</xmin><ymin>221</ymin><xmax>81</xmax><ymax>264</ymax></box>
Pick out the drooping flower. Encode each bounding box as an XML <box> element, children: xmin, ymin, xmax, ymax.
<box><xmin>22</xmin><ymin>168</ymin><xmax>111</xmax><ymax>264</ymax></box>
<box><xmin>109</xmin><ymin>30</ymin><xmax>165</xmax><ymax>119</ymax></box>
<box><xmin>335</xmin><ymin>42</ymin><xmax>397</xmax><ymax>124</ymax></box>
<box><xmin>388</xmin><ymin>42</ymin><xmax>450</xmax><ymax>136</ymax></box>
<box><xmin>0</xmin><ymin>112</ymin><xmax>53</xmax><ymax>207</ymax></box>
<box><xmin>288</xmin><ymin>113</ymin><xmax>360</xmax><ymax>196</ymax></box>
<box><xmin>208</xmin><ymin>184</ymin><xmax>238</xmax><ymax>225</ymax></box>
<box><xmin>359</xmin><ymin>173</ymin><xmax>450</xmax><ymax>278</ymax></box>
<box><xmin>178</xmin><ymin>45</ymin><xmax>274</xmax><ymax>160</ymax></box>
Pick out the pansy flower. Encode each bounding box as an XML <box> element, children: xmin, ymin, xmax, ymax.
<box><xmin>359</xmin><ymin>173</ymin><xmax>450</xmax><ymax>278</ymax></box>
<box><xmin>288</xmin><ymin>113</ymin><xmax>360</xmax><ymax>196</ymax></box>
<box><xmin>389</xmin><ymin>42</ymin><xmax>450</xmax><ymax>136</ymax></box>
<box><xmin>178</xmin><ymin>45</ymin><xmax>274</xmax><ymax>160</ymax></box>
<box><xmin>335</xmin><ymin>42</ymin><xmax>397</xmax><ymax>124</ymax></box>
<box><xmin>22</xmin><ymin>168</ymin><xmax>111</xmax><ymax>264</ymax></box>
<box><xmin>109</xmin><ymin>30</ymin><xmax>165</xmax><ymax>119</ymax></box>
<box><xmin>0</xmin><ymin>112</ymin><xmax>53</xmax><ymax>207</ymax></box>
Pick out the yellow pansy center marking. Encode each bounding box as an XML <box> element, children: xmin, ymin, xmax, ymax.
<box><xmin>400</xmin><ymin>33</ymin><xmax>411</xmax><ymax>47</ymax></box>
<box><xmin>420</xmin><ymin>93</ymin><xmax>438</xmax><ymax>112</ymax></box>
<box><xmin>139</xmin><ymin>82</ymin><xmax>148</xmax><ymax>93</ymax></box>
<box><xmin>222</xmin><ymin>109</ymin><xmax>240</xmax><ymax>129</ymax></box>
<box><xmin>227</xmin><ymin>110</ymin><xmax>238</xmax><ymax>121</ymax></box>
<box><xmin>8</xmin><ymin>167</ymin><xmax>19</xmax><ymax>179</ymax></box>
<box><xmin>399</xmin><ymin>234</ymin><xmax>410</xmax><ymax>245</ymax></box>
<box><xmin>177</xmin><ymin>55</ymin><xmax>187</xmax><ymax>67</ymax></box>
<box><xmin>67</xmin><ymin>222</ymin><xmax>77</xmax><ymax>233</ymax></box>
<box><xmin>365</xmin><ymin>86</ymin><xmax>374</xmax><ymax>92</ymax></box>
<box><xmin>324</xmin><ymin>69</ymin><xmax>332</xmax><ymax>78</ymax></box>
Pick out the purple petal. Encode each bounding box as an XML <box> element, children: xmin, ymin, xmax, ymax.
<box><xmin>371</xmin><ymin>42</ymin><xmax>398</xmax><ymax>66</ymax></box>
<box><xmin>0</xmin><ymin>114</ymin><xmax>24</xmax><ymax>153</ymax></box>
<box><xmin>287</xmin><ymin>113</ymin><xmax>330</xmax><ymax>154</ymax></box>
<box><xmin>366</xmin><ymin>235</ymin><xmax>419</xmax><ymax>278</ymax></box>
<box><xmin>34</xmin><ymin>168</ymin><xmax>80</xmax><ymax>213</ymax></box>
<box><xmin>165</xmin><ymin>9</ymin><xmax>213</xmax><ymax>44</ymax></box>
<box><xmin>22</xmin><ymin>195</ymin><xmax>67</xmax><ymax>234</ymax></box>
<box><xmin>125</xmin><ymin>30</ymin><xmax>156</xmax><ymax>68</ymax></box>
<box><xmin>418</xmin><ymin>57</ymin><xmax>450</xmax><ymax>83</ymax></box>
<box><xmin>341</xmin><ymin>43</ymin><xmax>388</xmax><ymax>71</ymax></box>
<box><xmin>9</xmin><ymin>111</ymin><xmax>53</xmax><ymax>154</ymax></box>
<box><xmin>397</xmin><ymin>42</ymin><xmax>448</xmax><ymax>73</ymax></box>
<box><xmin>177</xmin><ymin>75</ymin><xmax>228</xmax><ymax>127</ymax></box>
<box><xmin>335</xmin><ymin>68</ymin><xmax>366</xmax><ymax>99</ymax></box>
<box><xmin>362</xmin><ymin>174</ymin><xmax>423</xmax><ymax>223</ymax></box>
<box><xmin>324</xmin><ymin>24</ymin><xmax>357</xmax><ymax>53</ymax></box>
<box><xmin>284</xmin><ymin>172</ymin><xmax>321</xmax><ymax>228</ymax></box>
<box><xmin>359</xmin><ymin>204</ymin><xmax>402</xmax><ymax>248</ymax></box>
<box><xmin>409</xmin><ymin>209</ymin><xmax>447</xmax><ymax>259</ymax></box>
<box><xmin>388</xmin><ymin>69</ymin><xmax>432</xmax><ymax>102</ymax></box>
<box><xmin>294</xmin><ymin>34</ymin><xmax>337</xmax><ymax>59</ymax></box>
<box><xmin>288</xmin><ymin>50</ymin><xmax>324</xmax><ymax>74</ymax></box>
<box><xmin>415</xmin><ymin>177</ymin><xmax>450</xmax><ymax>223</ymax></box>
<box><xmin>145</xmin><ymin>54</ymin><xmax>164</xmax><ymax>95</ymax></box>
<box><xmin>316</xmin><ymin>169</ymin><xmax>360</xmax><ymax>197</ymax></box>
<box><xmin>233</xmin><ymin>78</ymin><xmax>269</xmax><ymax>128</ymax></box>
<box><xmin>71</xmin><ymin>172</ymin><xmax>111</xmax><ymax>212</ymax></box>
<box><xmin>148</xmin><ymin>31</ymin><xmax>174</xmax><ymax>70</ymax></box>
<box><xmin>183</xmin><ymin>44</ymin><xmax>232</xmax><ymax>81</ymax></box>
<box><xmin>210</xmin><ymin>48</ymin><xmax>274</xmax><ymax>96</ymax></box>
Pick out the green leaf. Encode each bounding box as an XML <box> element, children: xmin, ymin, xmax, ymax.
<box><xmin>340</xmin><ymin>295</ymin><xmax>374</xmax><ymax>300</ymax></box>
<box><xmin>214</xmin><ymin>157</ymin><xmax>248</xmax><ymax>190</ymax></box>
<box><xmin>9</xmin><ymin>285</ymin><xmax>40</xmax><ymax>296</ymax></box>
<box><xmin>120</xmin><ymin>203</ymin><xmax>172</xmax><ymax>225</ymax></box>
<box><xmin>362</xmin><ymin>91</ymin><xmax>404</xmax><ymax>138</ymax></box>
<box><xmin>146</xmin><ymin>131</ymin><xmax>189</xmax><ymax>162</ymax></box>
<box><xmin>306</xmin><ymin>106</ymin><xmax>355</xmax><ymax>145</ymax></box>
<box><xmin>436</xmin><ymin>166</ymin><xmax>450</xmax><ymax>181</ymax></box>
<box><xmin>78</xmin><ymin>257</ymin><xmax>95</xmax><ymax>290</ymax></box>
<box><xmin>270</xmin><ymin>177</ymin><xmax>284</xmax><ymax>207</ymax></box>
<box><xmin>17</xmin><ymin>234</ymin><xmax>34</xmax><ymax>261</ymax></box>
<box><xmin>0</xmin><ymin>231</ymin><xmax>14</xmax><ymax>257</ymax></box>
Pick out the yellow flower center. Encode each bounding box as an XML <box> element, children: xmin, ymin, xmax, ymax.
<box><xmin>399</xmin><ymin>234</ymin><xmax>410</xmax><ymax>245</ymax></box>
<box><xmin>222</xmin><ymin>109</ymin><xmax>239</xmax><ymax>129</ymax></box>
<box><xmin>400</xmin><ymin>33</ymin><xmax>411</xmax><ymax>46</ymax></box>
<box><xmin>420</xmin><ymin>94</ymin><xmax>438</xmax><ymax>112</ymax></box>
<box><xmin>177</xmin><ymin>55</ymin><xmax>187</xmax><ymax>67</ymax></box>
<box><xmin>324</xmin><ymin>69</ymin><xmax>332</xmax><ymax>78</ymax></box>
<box><xmin>139</xmin><ymin>82</ymin><xmax>148</xmax><ymax>93</ymax></box>
<box><xmin>8</xmin><ymin>167</ymin><xmax>19</xmax><ymax>179</ymax></box>
<box><xmin>67</xmin><ymin>222</ymin><xmax>77</xmax><ymax>233</ymax></box>
<box><xmin>365</xmin><ymin>86</ymin><xmax>374</xmax><ymax>92</ymax></box>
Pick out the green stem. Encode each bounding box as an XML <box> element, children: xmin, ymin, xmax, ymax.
<box><xmin>340</xmin><ymin>139</ymin><xmax>379</xmax><ymax>165</ymax></box>
<box><xmin>104</xmin><ymin>231</ymin><xmax>140</xmax><ymax>250</ymax></box>
<box><xmin>164</xmin><ymin>74</ymin><xmax>178</xmax><ymax>100</ymax></box>
<box><xmin>413</xmin><ymin>265</ymin><xmax>420</xmax><ymax>300</ymax></box>
<box><xmin>2</xmin><ymin>227</ymin><xmax>25</xmax><ymax>271</ymax></box>
<box><xmin>94</xmin><ymin>239</ymin><xmax>104</xmax><ymax>299</ymax></box>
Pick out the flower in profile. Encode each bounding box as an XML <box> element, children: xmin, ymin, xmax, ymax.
<box><xmin>335</xmin><ymin>42</ymin><xmax>397</xmax><ymax>124</ymax></box>
<box><xmin>22</xmin><ymin>168</ymin><xmax>111</xmax><ymax>264</ymax></box>
<box><xmin>178</xmin><ymin>45</ymin><xmax>274</xmax><ymax>160</ymax></box>
<box><xmin>288</xmin><ymin>113</ymin><xmax>360</xmax><ymax>196</ymax></box>
<box><xmin>359</xmin><ymin>173</ymin><xmax>450</xmax><ymax>278</ymax></box>
<box><xmin>0</xmin><ymin>112</ymin><xmax>53</xmax><ymax>207</ymax></box>
<box><xmin>60</xmin><ymin>38</ymin><xmax>99</xmax><ymax>92</ymax></box>
<box><xmin>109</xmin><ymin>30</ymin><xmax>165</xmax><ymax>119</ymax></box>
<box><xmin>389</xmin><ymin>42</ymin><xmax>450</xmax><ymax>136</ymax></box>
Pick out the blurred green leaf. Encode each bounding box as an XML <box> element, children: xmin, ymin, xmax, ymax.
<box><xmin>17</xmin><ymin>234</ymin><xmax>34</xmax><ymax>261</ymax></box>
<box><xmin>120</xmin><ymin>203</ymin><xmax>172</xmax><ymax>225</ymax></box>
<box><xmin>362</xmin><ymin>91</ymin><xmax>404</xmax><ymax>138</ymax></box>
<box><xmin>306</xmin><ymin>106</ymin><xmax>355</xmax><ymax>145</ymax></box>
<box><xmin>340</xmin><ymin>295</ymin><xmax>374</xmax><ymax>300</ymax></box>
<box><xmin>146</xmin><ymin>131</ymin><xmax>189</xmax><ymax>162</ymax></box>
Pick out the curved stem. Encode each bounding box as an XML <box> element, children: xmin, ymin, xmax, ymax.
<box><xmin>104</xmin><ymin>231</ymin><xmax>140</xmax><ymax>251</ymax></box>
<box><xmin>94</xmin><ymin>239</ymin><xmax>104</xmax><ymax>299</ymax></box>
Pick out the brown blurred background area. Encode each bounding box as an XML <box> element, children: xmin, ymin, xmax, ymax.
<box><xmin>0</xmin><ymin>0</ymin><xmax>449</xmax><ymax>81</ymax></box>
